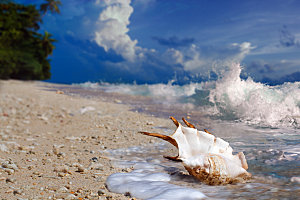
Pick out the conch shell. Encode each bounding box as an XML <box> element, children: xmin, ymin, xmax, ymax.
<box><xmin>140</xmin><ymin>117</ymin><xmax>251</xmax><ymax>185</ymax></box>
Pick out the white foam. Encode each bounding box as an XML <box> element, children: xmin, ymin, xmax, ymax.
<box><xmin>77</xmin><ymin>80</ymin><xmax>204</xmax><ymax>103</ymax></box>
<box><xmin>209</xmin><ymin>63</ymin><xmax>300</xmax><ymax>127</ymax></box>
<box><xmin>106</xmin><ymin>171</ymin><xmax>206</xmax><ymax>200</ymax></box>
<box><xmin>77</xmin><ymin>63</ymin><xmax>300</xmax><ymax>127</ymax></box>
<box><xmin>76</xmin><ymin>81</ymin><xmax>101</xmax><ymax>89</ymax></box>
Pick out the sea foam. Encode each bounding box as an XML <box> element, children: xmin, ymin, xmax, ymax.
<box><xmin>106</xmin><ymin>172</ymin><xmax>206</xmax><ymax>200</ymax></box>
<box><xmin>104</xmin><ymin>144</ymin><xmax>207</xmax><ymax>200</ymax></box>
<box><xmin>209</xmin><ymin>63</ymin><xmax>300</xmax><ymax>127</ymax></box>
<box><xmin>78</xmin><ymin>63</ymin><xmax>300</xmax><ymax>128</ymax></box>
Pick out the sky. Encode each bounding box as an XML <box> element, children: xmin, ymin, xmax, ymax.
<box><xmin>19</xmin><ymin>0</ymin><xmax>300</xmax><ymax>84</ymax></box>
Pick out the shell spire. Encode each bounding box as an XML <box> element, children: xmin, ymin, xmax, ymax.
<box><xmin>139</xmin><ymin>117</ymin><xmax>251</xmax><ymax>185</ymax></box>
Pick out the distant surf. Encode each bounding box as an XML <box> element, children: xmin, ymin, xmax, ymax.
<box><xmin>77</xmin><ymin>63</ymin><xmax>300</xmax><ymax>128</ymax></box>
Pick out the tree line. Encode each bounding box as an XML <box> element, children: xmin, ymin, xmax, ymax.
<box><xmin>0</xmin><ymin>0</ymin><xmax>61</xmax><ymax>80</ymax></box>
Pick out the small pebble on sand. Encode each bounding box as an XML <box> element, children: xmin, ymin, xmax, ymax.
<box><xmin>291</xmin><ymin>177</ymin><xmax>300</xmax><ymax>184</ymax></box>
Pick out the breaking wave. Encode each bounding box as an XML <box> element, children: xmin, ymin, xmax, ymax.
<box><xmin>208</xmin><ymin>63</ymin><xmax>300</xmax><ymax>127</ymax></box>
<box><xmin>78</xmin><ymin>63</ymin><xmax>300</xmax><ymax>128</ymax></box>
<box><xmin>79</xmin><ymin>81</ymin><xmax>206</xmax><ymax>103</ymax></box>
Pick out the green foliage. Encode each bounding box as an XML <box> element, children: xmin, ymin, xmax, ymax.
<box><xmin>0</xmin><ymin>1</ymin><xmax>60</xmax><ymax>80</ymax></box>
<box><xmin>40</xmin><ymin>0</ymin><xmax>61</xmax><ymax>15</ymax></box>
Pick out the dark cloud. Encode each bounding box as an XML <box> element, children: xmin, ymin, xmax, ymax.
<box><xmin>262</xmin><ymin>71</ymin><xmax>300</xmax><ymax>85</ymax></box>
<box><xmin>152</xmin><ymin>36</ymin><xmax>195</xmax><ymax>48</ymax></box>
<box><xmin>244</xmin><ymin>60</ymin><xmax>300</xmax><ymax>85</ymax></box>
<box><xmin>49</xmin><ymin>35</ymin><xmax>125</xmax><ymax>84</ymax></box>
<box><xmin>279</xmin><ymin>25</ymin><xmax>300</xmax><ymax>48</ymax></box>
<box><xmin>247</xmin><ymin>61</ymin><xmax>274</xmax><ymax>74</ymax></box>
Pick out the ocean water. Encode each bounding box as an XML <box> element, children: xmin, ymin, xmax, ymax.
<box><xmin>78</xmin><ymin>63</ymin><xmax>300</xmax><ymax>128</ymax></box>
<box><xmin>50</xmin><ymin>63</ymin><xmax>300</xmax><ymax>199</ymax></box>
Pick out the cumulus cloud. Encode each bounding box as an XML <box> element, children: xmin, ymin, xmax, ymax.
<box><xmin>94</xmin><ymin>0</ymin><xmax>139</xmax><ymax>61</ymax></box>
<box><xmin>162</xmin><ymin>44</ymin><xmax>206</xmax><ymax>74</ymax></box>
<box><xmin>163</xmin><ymin>42</ymin><xmax>254</xmax><ymax>76</ymax></box>
<box><xmin>163</xmin><ymin>48</ymin><xmax>184</xmax><ymax>65</ymax></box>
<box><xmin>175</xmin><ymin>44</ymin><xmax>206</xmax><ymax>72</ymax></box>
<box><xmin>183</xmin><ymin>46</ymin><xmax>207</xmax><ymax>72</ymax></box>
<box><xmin>92</xmin><ymin>0</ymin><xmax>255</xmax><ymax>79</ymax></box>
<box><xmin>90</xmin><ymin>0</ymin><xmax>255</xmax><ymax>83</ymax></box>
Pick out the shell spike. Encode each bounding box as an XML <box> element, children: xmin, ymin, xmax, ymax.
<box><xmin>170</xmin><ymin>116</ymin><xmax>180</xmax><ymax>127</ymax></box>
<box><xmin>139</xmin><ymin>131</ymin><xmax>178</xmax><ymax>148</ymax></box>
<box><xmin>164</xmin><ymin>156</ymin><xmax>182</xmax><ymax>162</ymax></box>
<box><xmin>238</xmin><ymin>152</ymin><xmax>248</xmax><ymax>170</ymax></box>
<box><xmin>204</xmin><ymin>129</ymin><xmax>213</xmax><ymax>135</ymax></box>
<box><xmin>182</xmin><ymin>117</ymin><xmax>196</xmax><ymax>129</ymax></box>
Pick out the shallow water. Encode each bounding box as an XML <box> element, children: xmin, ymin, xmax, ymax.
<box><xmin>105</xmin><ymin>121</ymin><xmax>300</xmax><ymax>199</ymax></box>
<box><xmin>44</xmin><ymin>83</ymin><xmax>300</xmax><ymax>199</ymax></box>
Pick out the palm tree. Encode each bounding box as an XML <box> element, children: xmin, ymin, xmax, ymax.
<box><xmin>41</xmin><ymin>31</ymin><xmax>56</xmax><ymax>56</ymax></box>
<box><xmin>40</xmin><ymin>0</ymin><xmax>61</xmax><ymax>15</ymax></box>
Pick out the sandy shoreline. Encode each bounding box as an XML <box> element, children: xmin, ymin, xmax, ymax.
<box><xmin>0</xmin><ymin>80</ymin><xmax>173</xmax><ymax>199</ymax></box>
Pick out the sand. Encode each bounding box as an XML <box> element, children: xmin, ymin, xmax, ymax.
<box><xmin>0</xmin><ymin>80</ymin><xmax>173</xmax><ymax>200</ymax></box>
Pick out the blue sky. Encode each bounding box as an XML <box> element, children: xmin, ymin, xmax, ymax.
<box><xmin>21</xmin><ymin>0</ymin><xmax>300</xmax><ymax>84</ymax></box>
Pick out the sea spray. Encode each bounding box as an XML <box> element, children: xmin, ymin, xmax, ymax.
<box><xmin>77</xmin><ymin>63</ymin><xmax>300</xmax><ymax>128</ymax></box>
<box><xmin>209</xmin><ymin>63</ymin><xmax>300</xmax><ymax>127</ymax></box>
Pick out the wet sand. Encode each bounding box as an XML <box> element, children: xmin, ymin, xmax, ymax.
<box><xmin>0</xmin><ymin>80</ymin><xmax>173</xmax><ymax>199</ymax></box>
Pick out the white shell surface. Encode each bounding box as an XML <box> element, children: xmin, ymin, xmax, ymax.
<box><xmin>170</xmin><ymin>124</ymin><xmax>250</xmax><ymax>183</ymax></box>
<box><xmin>172</xmin><ymin>125</ymin><xmax>232</xmax><ymax>158</ymax></box>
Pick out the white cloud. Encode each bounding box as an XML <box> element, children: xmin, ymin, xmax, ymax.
<box><xmin>94</xmin><ymin>0</ymin><xmax>138</xmax><ymax>61</ymax></box>
<box><xmin>93</xmin><ymin>0</ymin><xmax>255</xmax><ymax>78</ymax></box>
<box><xmin>92</xmin><ymin>1</ymin><xmax>255</xmax><ymax>80</ymax></box>
<box><xmin>181</xmin><ymin>44</ymin><xmax>206</xmax><ymax>71</ymax></box>
<box><xmin>163</xmin><ymin>45</ymin><xmax>207</xmax><ymax>73</ymax></box>
<box><xmin>163</xmin><ymin>42</ymin><xmax>254</xmax><ymax>75</ymax></box>
<box><xmin>228</xmin><ymin>42</ymin><xmax>255</xmax><ymax>62</ymax></box>
<box><xmin>163</xmin><ymin>48</ymin><xmax>184</xmax><ymax>65</ymax></box>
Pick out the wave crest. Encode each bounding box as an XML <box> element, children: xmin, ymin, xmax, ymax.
<box><xmin>209</xmin><ymin>63</ymin><xmax>300</xmax><ymax>127</ymax></box>
<box><xmin>78</xmin><ymin>63</ymin><xmax>300</xmax><ymax>128</ymax></box>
